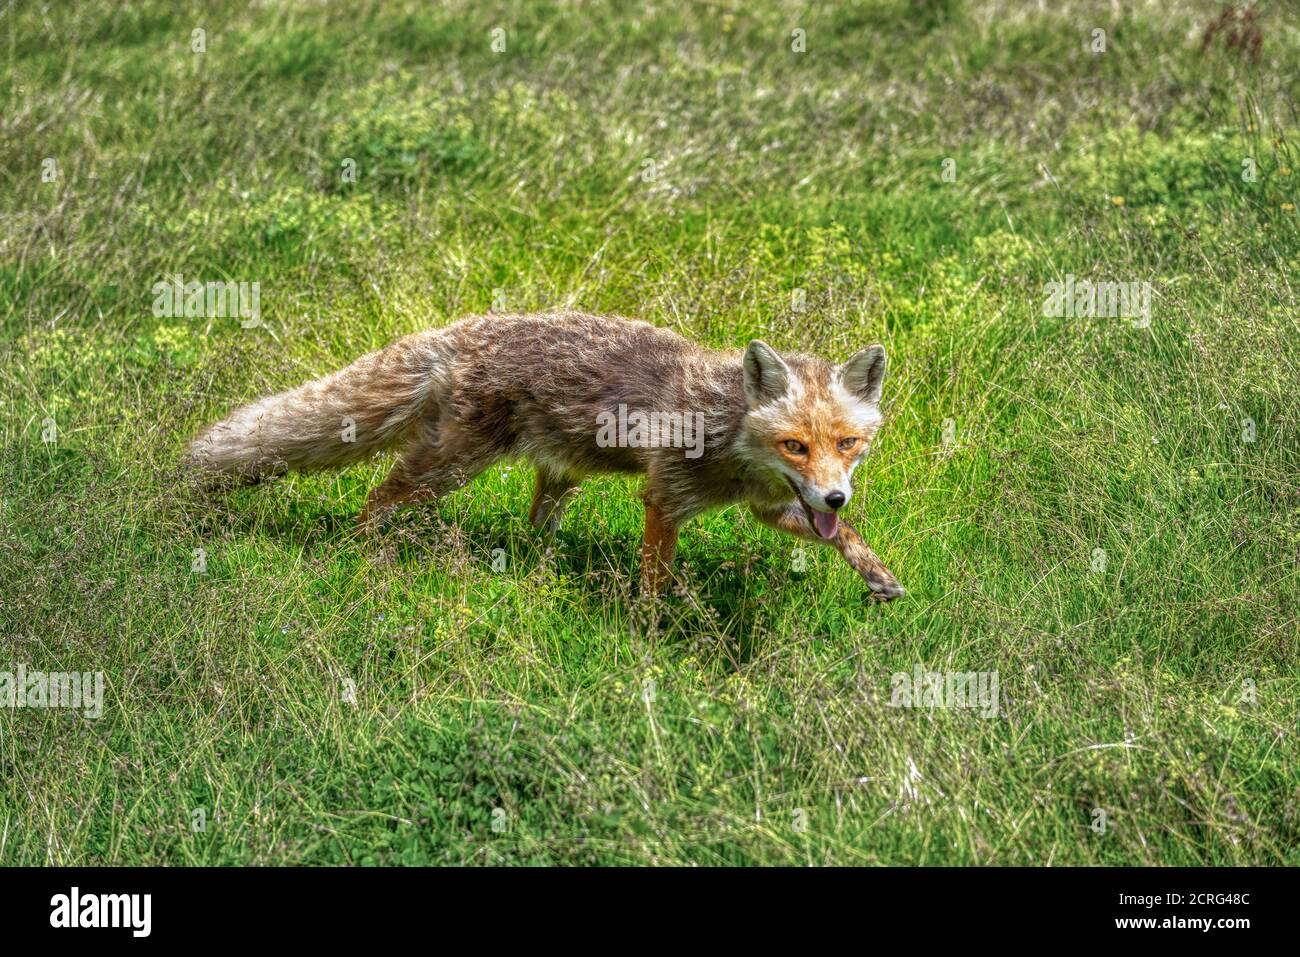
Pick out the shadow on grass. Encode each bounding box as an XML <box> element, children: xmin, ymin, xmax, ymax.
<box><xmin>178</xmin><ymin>481</ymin><xmax>866</xmax><ymax>666</ymax></box>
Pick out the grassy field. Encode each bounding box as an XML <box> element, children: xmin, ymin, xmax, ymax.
<box><xmin>1</xmin><ymin>0</ymin><xmax>1297</xmax><ymax>865</ymax></box>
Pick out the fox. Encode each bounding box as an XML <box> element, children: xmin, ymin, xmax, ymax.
<box><xmin>187</xmin><ymin>311</ymin><xmax>904</xmax><ymax>599</ymax></box>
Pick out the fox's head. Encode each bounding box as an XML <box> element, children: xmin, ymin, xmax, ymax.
<box><xmin>740</xmin><ymin>339</ymin><xmax>887</xmax><ymax>540</ymax></box>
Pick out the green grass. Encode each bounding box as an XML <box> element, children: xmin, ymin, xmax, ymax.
<box><xmin>1</xmin><ymin>0</ymin><xmax>1298</xmax><ymax>865</ymax></box>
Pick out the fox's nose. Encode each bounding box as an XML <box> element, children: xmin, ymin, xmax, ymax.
<box><xmin>825</xmin><ymin>491</ymin><xmax>846</xmax><ymax>510</ymax></box>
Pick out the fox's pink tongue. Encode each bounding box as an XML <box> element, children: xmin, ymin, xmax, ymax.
<box><xmin>813</xmin><ymin>510</ymin><xmax>839</xmax><ymax>540</ymax></box>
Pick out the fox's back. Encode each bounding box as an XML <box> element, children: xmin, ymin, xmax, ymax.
<box><xmin>446</xmin><ymin>311</ymin><xmax>693</xmax><ymax>396</ymax></box>
<box><xmin>436</xmin><ymin>311</ymin><xmax>745</xmax><ymax>473</ymax></box>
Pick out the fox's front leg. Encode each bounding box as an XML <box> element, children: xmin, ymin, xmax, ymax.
<box><xmin>753</xmin><ymin>502</ymin><xmax>904</xmax><ymax>600</ymax></box>
<box><xmin>640</xmin><ymin>499</ymin><xmax>682</xmax><ymax>593</ymax></box>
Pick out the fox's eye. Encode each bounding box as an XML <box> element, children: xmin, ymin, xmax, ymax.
<box><xmin>783</xmin><ymin>439</ymin><xmax>807</xmax><ymax>455</ymax></box>
<box><xmin>838</xmin><ymin>437</ymin><xmax>859</xmax><ymax>452</ymax></box>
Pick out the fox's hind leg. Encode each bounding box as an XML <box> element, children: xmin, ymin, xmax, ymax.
<box><xmin>528</xmin><ymin>466</ymin><xmax>580</xmax><ymax>533</ymax></box>
<box><xmin>359</xmin><ymin>424</ymin><xmax>499</xmax><ymax>528</ymax></box>
<box><xmin>752</xmin><ymin>502</ymin><xmax>904</xmax><ymax>600</ymax></box>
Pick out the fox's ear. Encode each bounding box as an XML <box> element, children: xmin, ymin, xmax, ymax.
<box><xmin>743</xmin><ymin>340</ymin><xmax>791</xmax><ymax>406</ymax></box>
<box><xmin>839</xmin><ymin>345</ymin><xmax>887</xmax><ymax>404</ymax></box>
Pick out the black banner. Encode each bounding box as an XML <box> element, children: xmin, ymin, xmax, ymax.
<box><xmin>0</xmin><ymin>866</ymin><xmax>1277</xmax><ymax>944</ymax></box>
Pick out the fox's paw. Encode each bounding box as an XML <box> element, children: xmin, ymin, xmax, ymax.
<box><xmin>865</xmin><ymin>571</ymin><xmax>905</xmax><ymax>601</ymax></box>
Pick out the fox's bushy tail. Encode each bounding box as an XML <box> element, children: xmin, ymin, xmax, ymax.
<box><xmin>187</xmin><ymin>330</ymin><xmax>445</xmax><ymax>482</ymax></box>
